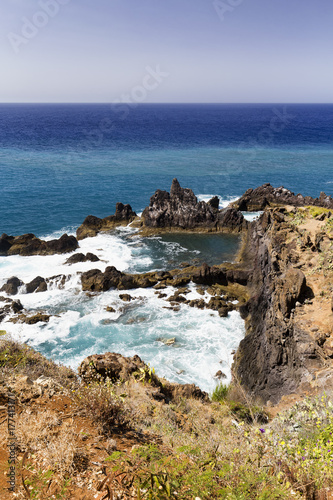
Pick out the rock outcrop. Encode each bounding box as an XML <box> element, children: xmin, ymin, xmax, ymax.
<box><xmin>142</xmin><ymin>178</ymin><xmax>247</xmax><ymax>232</ymax></box>
<box><xmin>76</xmin><ymin>203</ymin><xmax>137</xmax><ymax>240</ymax></box>
<box><xmin>233</xmin><ymin>183</ymin><xmax>333</xmax><ymax>211</ymax></box>
<box><xmin>0</xmin><ymin>233</ymin><xmax>78</xmax><ymax>256</ymax></box>
<box><xmin>0</xmin><ymin>277</ymin><xmax>24</xmax><ymax>295</ymax></box>
<box><xmin>78</xmin><ymin>352</ymin><xmax>208</xmax><ymax>402</ymax></box>
<box><xmin>65</xmin><ymin>252</ymin><xmax>100</xmax><ymax>265</ymax></box>
<box><xmin>233</xmin><ymin>208</ymin><xmax>325</xmax><ymax>404</ymax></box>
<box><xmin>81</xmin><ymin>263</ymin><xmax>249</xmax><ymax>293</ymax></box>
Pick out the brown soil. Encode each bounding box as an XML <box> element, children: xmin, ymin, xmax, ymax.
<box><xmin>0</xmin><ymin>390</ymin><xmax>156</xmax><ymax>499</ymax></box>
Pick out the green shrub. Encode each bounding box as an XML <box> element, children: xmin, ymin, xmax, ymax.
<box><xmin>211</xmin><ymin>383</ymin><xmax>229</xmax><ymax>402</ymax></box>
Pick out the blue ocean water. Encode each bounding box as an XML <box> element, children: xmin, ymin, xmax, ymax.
<box><xmin>0</xmin><ymin>104</ymin><xmax>332</xmax><ymax>392</ymax></box>
<box><xmin>0</xmin><ymin>103</ymin><xmax>332</xmax><ymax>236</ymax></box>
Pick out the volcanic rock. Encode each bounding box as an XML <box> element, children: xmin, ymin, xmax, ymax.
<box><xmin>65</xmin><ymin>252</ymin><xmax>100</xmax><ymax>265</ymax></box>
<box><xmin>0</xmin><ymin>233</ymin><xmax>78</xmax><ymax>256</ymax></box>
<box><xmin>76</xmin><ymin>203</ymin><xmax>137</xmax><ymax>240</ymax></box>
<box><xmin>142</xmin><ymin>178</ymin><xmax>246</xmax><ymax>232</ymax></box>
<box><xmin>0</xmin><ymin>277</ymin><xmax>24</xmax><ymax>295</ymax></box>
<box><xmin>233</xmin><ymin>209</ymin><xmax>323</xmax><ymax>404</ymax></box>
<box><xmin>26</xmin><ymin>276</ymin><xmax>47</xmax><ymax>294</ymax></box>
<box><xmin>233</xmin><ymin>183</ymin><xmax>333</xmax><ymax>212</ymax></box>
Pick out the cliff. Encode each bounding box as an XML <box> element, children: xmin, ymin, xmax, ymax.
<box><xmin>233</xmin><ymin>206</ymin><xmax>333</xmax><ymax>404</ymax></box>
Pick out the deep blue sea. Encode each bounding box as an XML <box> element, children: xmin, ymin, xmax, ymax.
<box><xmin>0</xmin><ymin>103</ymin><xmax>332</xmax><ymax>236</ymax></box>
<box><xmin>0</xmin><ymin>103</ymin><xmax>332</xmax><ymax>392</ymax></box>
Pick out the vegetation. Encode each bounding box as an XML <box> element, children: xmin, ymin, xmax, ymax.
<box><xmin>1</xmin><ymin>336</ymin><xmax>333</xmax><ymax>498</ymax></box>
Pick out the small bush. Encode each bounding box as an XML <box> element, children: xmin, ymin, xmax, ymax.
<box><xmin>72</xmin><ymin>379</ymin><xmax>129</xmax><ymax>435</ymax></box>
<box><xmin>211</xmin><ymin>383</ymin><xmax>229</xmax><ymax>402</ymax></box>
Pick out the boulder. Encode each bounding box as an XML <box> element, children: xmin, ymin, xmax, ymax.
<box><xmin>26</xmin><ymin>276</ymin><xmax>47</xmax><ymax>294</ymax></box>
<box><xmin>0</xmin><ymin>277</ymin><xmax>24</xmax><ymax>295</ymax></box>
<box><xmin>65</xmin><ymin>252</ymin><xmax>100</xmax><ymax>265</ymax></box>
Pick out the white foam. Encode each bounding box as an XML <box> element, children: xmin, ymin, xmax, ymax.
<box><xmin>242</xmin><ymin>211</ymin><xmax>263</xmax><ymax>222</ymax></box>
<box><xmin>196</xmin><ymin>194</ymin><xmax>240</xmax><ymax>209</ymax></box>
<box><xmin>0</xmin><ymin>227</ymin><xmax>246</xmax><ymax>394</ymax></box>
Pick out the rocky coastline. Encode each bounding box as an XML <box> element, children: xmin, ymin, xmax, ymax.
<box><xmin>1</xmin><ymin>180</ymin><xmax>333</xmax><ymax>406</ymax></box>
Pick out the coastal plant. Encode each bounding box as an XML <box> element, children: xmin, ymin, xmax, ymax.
<box><xmin>211</xmin><ymin>383</ymin><xmax>229</xmax><ymax>402</ymax></box>
<box><xmin>0</xmin><ymin>335</ymin><xmax>77</xmax><ymax>389</ymax></box>
<box><xmin>288</xmin><ymin>209</ymin><xmax>306</xmax><ymax>226</ymax></box>
<box><xmin>133</xmin><ymin>363</ymin><xmax>159</xmax><ymax>386</ymax></box>
<box><xmin>72</xmin><ymin>378</ymin><xmax>129</xmax><ymax>435</ymax></box>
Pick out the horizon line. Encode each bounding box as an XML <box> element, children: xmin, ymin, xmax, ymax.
<box><xmin>0</xmin><ymin>102</ymin><xmax>332</xmax><ymax>105</ymax></box>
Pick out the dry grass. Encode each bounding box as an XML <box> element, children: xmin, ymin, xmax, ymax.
<box><xmin>16</xmin><ymin>409</ymin><xmax>78</xmax><ymax>476</ymax></box>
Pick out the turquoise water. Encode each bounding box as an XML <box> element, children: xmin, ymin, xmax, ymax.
<box><xmin>0</xmin><ymin>104</ymin><xmax>332</xmax><ymax>392</ymax></box>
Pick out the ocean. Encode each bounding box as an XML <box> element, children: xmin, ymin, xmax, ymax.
<box><xmin>0</xmin><ymin>103</ymin><xmax>332</xmax><ymax>392</ymax></box>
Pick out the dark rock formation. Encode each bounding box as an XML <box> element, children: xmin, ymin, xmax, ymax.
<box><xmin>233</xmin><ymin>183</ymin><xmax>333</xmax><ymax>212</ymax></box>
<box><xmin>81</xmin><ymin>262</ymin><xmax>249</xmax><ymax>294</ymax></box>
<box><xmin>0</xmin><ymin>277</ymin><xmax>24</xmax><ymax>295</ymax></box>
<box><xmin>65</xmin><ymin>252</ymin><xmax>100</xmax><ymax>265</ymax></box>
<box><xmin>208</xmin><ymin>196</ymin><xmax>220</xmax><ymax>210</ymax></box>
<box><xmin>142</xmin><ymin>178</ymin><xmax>247</xmax><ymax>232</ymax></box>
<box><xmin>233</xmin><ymin>209</ymin><xmax>324</xmax><ymax>404</ymax></box>
<box><xmin>76</xmin><ymin>203</ymin><xmax>137</xmax><ymax>240</ymax></box>
<box><xmin>81</xmin><ymin>267</ymin><xmax>160</xmax><ymax>292</ymax></box>
<box><xmin>0</xmin><ymin>232</ymin><xmax>78</xmax><ymax>257</ymax></box>
<box><xmin>79</xmin><ymin>352</ymin><xmax>208</xmax><ymax>403</ymax></box>
<box><xmin>26</xmin><ymin>276</ymin><xmax>47</xmax><ymax>294</ymax></box>
<box><xmin>10</xmin><ymin>312</ymin><xmax>50</xmax><ymax>324</ymax></box>
<box><xmin>0</xmin><ymin>297</ymin><xmax>23</xmax><ymax>322</ymax></box>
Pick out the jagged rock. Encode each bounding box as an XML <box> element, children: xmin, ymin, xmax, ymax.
<box><xmin>26</xmin><ymin>276</ymin><xmax>47</xmax><ymax>294</ymax></box>
<box><xmin>0</xmin><ymin>233</ymin><xmax>78</xmax><ymax>256</ymax></box>
<box><xmin>0</xmin><ymin>298</ymin><xmax>24</xmax><ymax>322</ymax></box>
<box><xmin>76</xmin><ymin>203</ymin><xmax>137</xmax><ymax>240</ymax></box>
<box><xmin>142</xmin><ymin>178</ymin><xmax>246</xmax><ymax>232</ymax></box>
<box><xmin>214</xmin><ymin>370</ymin><xmax>227</xmax><ymax>379</ymax></box>
<box><xmin>0</xmin><ymin>277</ymin><xmax>24</xmax><ymax>295</ymax></box>
<box><xmin>65</xmin><ymin>252</ymin><xmax>100</xmax><ymax>265</ymax></box>
<box><xmin>208</xmin><ymin>196</ymin><xmax>220</xmax><ymax>210</ymax></box>
<box><xmin>81</xmin><ymin>267</ymin><xmax>164</xmax><ymax>292</ymax></box>
<box><xmin>233</xmin><ymin>183</ymin><xmax>333</xmax><ymax>211</ymax></box>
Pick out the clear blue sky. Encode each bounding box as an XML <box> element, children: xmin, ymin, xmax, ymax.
<box><xmin>1</xmin><ymin>0</ymin><xmax>332</xmax><ymax>103</ymax></box>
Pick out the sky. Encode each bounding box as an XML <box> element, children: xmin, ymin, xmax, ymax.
<box><xmin>0</xmin><ymin>0</ymin><xmax>332</xmax><ymax>103</ymax></box>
